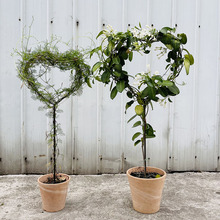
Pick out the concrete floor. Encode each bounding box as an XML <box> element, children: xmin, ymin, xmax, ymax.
<box><xmin>0</xmin><ymin>172</ymin><xmax>219</xmax><ymax>220</ymax></box>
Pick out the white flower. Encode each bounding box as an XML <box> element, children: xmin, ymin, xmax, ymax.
<box><xmin>103</xmin><ymin>25</ymin><xmax>117</xmax><ymax>37</ymax></box>
<box><xmin>140</xmin><ymin>71</ymin><xmax>145</xmax><ymax>77</ymax></box>
<box><xmin>146</xmin><ymin>64</ymin><xmax>151</xmax><ymax>72</ymax></box>
<box><xmin>158</xmin><ymin>99</ymin><xmax>167</xmax><ymax>108</ymax></box>
<box><xmin>106</xmin><ymin>25</ymin><xmax>114</xmax><ymax>32</ymax></box>
<box><xmin>135</xmin><ymin>74</ymin><xmax>143</xmax><ymax>80</ymax></box>
<box><xmin>133</xmin><ymin>73</ymin><xmax>145</xmax><ymax>87</ymax></box>
<box><xmin>131</xmin><ymin>28</ymin><xmax>139</xmax><ymax>38</ymax></box>
<box><xmin>133</xmin><ymin>81</ymin><xmax>141</xmax><ymax>86</ymax></box>
<box><xmin>139</xmin><ymin>28</ymin><xmax>150</xmax><ymax>39</ymax></box>
<box><xmin>155</xmin><ymin>70</ymin><xmax>159</xmax><ymax>75</ymax></box>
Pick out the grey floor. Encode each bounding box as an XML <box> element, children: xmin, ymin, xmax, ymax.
<box><xmin>0</xmin><ymin>172</ymin><xmax>219</xmax><ymax>220</ymax></box>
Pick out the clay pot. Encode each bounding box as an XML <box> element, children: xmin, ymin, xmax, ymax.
<box><xmin>38</xmin><ymin>173</ymin><xmax>70</xmax><ymax>212</ymax></box>
<box><xmin>127</xmin><ymin>166</ymin><xmax>166</xmax><ymax>214</ymax></box>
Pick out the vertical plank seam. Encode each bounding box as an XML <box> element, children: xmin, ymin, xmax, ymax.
<box><xmin>167</xmin><ymin>0</ymin><xmax>176</xmax><ymax>171</ymax></box>
<box><xmin>192</xmin><ymin>0</ymin><xmax>201</xmax><ymax>171</ymax></box>
<box><xmin>120</xmin><ymin>0</ymin><xmax>127</xmax><ymax>173</ymax></box>
<box><xmin>216</xmin><ymin>0</ymin><xmax>220</xmax><ymax>171</ymax></box>
<box><xmin>146</xmin><ymin>0</ymin><xmax>151</xmax><ymax>167</ymax></box>
<box><xmin>96</xmin><ymin>0</ymin><xmax>102</xmax><ymax>174</ymax></box>
<box><xmin>46</xmin><ymin>0</ymin><xmax>52</xmax><ymax>173</ymax></box>
<box><xmin>72</xmin><ymin>0</ymin><xmax>78</xmax><ymax>174</ymax></box>
<box><xmin>20</xmin><ymin>0</ymin><xmax>26</xmax><ymax>174</ymax></box>
<box><xmin>70</xmin><ymin>0</ymin><xmax>74</xmax><ymax>174</ymax></box>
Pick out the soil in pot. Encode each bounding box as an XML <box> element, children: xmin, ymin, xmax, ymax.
<box><xmin>43</xmin><ymin>174</ymin><xmax>67</xmax><ymax>184</ymax></box>
<box><xmin>130</xmin><ymin>171</ymin><xmax>163</xmax><ymax>179</ymax></box>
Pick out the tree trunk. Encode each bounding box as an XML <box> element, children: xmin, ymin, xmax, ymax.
<box><xmin>53</xmin><ymin>105</ymin><xmax>57</xmax><ymax>183</ymax></box>
<box><xmin>142</xmin><ymin>105</ymin><xmax>147</xmax><ymax>177</ymax></box>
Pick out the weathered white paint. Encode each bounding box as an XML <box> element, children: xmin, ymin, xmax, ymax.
<box><xmin>0</xmin><ymin>0</ymin><xmax>220</xmax><ymax>174</ymax></box>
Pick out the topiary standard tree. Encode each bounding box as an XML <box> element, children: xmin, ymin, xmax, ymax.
<box><xmin>91</xmin><ymin>24</ymin><xmax>194</xmax><ymax>178</ymax></box>
<box><xmin>16</xmin><ymin>40</ymin><xmax>91</xmax><ymax>183</ymax></box>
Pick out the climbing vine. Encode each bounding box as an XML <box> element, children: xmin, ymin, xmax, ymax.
<box><xmin>16</xmin><ymin>38</ymin><xmax>91</xmax><ymax>183</ymax></box>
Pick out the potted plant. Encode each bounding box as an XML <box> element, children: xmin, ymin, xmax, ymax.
<box><xmin>91</xmin><ymin>24</ymin><xmax>194</xmax><ymax>213</ymax></box>
<box><xmin>16</xmin><ymin>39</ymin><xmax>91</xmax><ymax>212</ymax></box>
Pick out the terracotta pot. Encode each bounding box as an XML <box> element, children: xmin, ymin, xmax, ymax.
<box><xmin>127</xmin><ymin>166</ymin><xmax>166</xmax><ymax>214</ymax></box>
<box><xmin>38</xmin><ymin>173</ymin><xmax>70</xmax><ymax>212</ymax></box>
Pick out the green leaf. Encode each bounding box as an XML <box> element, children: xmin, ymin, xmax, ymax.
<box><xmin>139</xmin><ymin>22</ymin><xmax>142</xmax><ymax>28</ymax></box>
<box><xmin>101</xmin><ymin>71</ymin><xmax>110</xmax><ymax>83</ymax></box>
<box><xmin>129</xmin><ymin>51</ymin><xmax>133</xmax><ymax>61</ymax></box>
<box><xmin>110</xmin><ymin>81</ymin><xmax>113</xmax><ymax>91</ymax></box>
<box><xmin>158</xmin><ymin>87</ymin><xmax>169</xmax><ymax>97</ymax></box>
<box><xmin>152</xmin><ymin>75</ymin><xmax>163</xmax><ymax>82</ymax></box>
<box><xmin>116</xmin><ymin>81</ymin><xmax>125</xmax><ymax>93</ymax></box>
<box><xmin>132</xmin><ymin>132</ymin><xmax>141</xmax><ymax>141</ymax></box>
<box><xmin>104</xmin><ymin>48</ymin><xmax>110</xmax><ymax>56</ymax></box>
<box><xmin>108</xmin><ymin>41</ymin><xmax>115</xmax><ymax>52</ymax></box>
<box><xmin>116</xmin><ymin>40</ymin><xmax>124</xmax><ymax>50</ymax></box>
<box><xmin>141</xmin><ymin>87</ymin><xmax>148</xmax><ymax>98</ymax></box>
<box><xmin>96</xmin><ymin>30</ymin><xmax>104</xmax><ymax>39</ymax></box>
<box><xmin>168</xmin><ymin>97</ymin><xmax>172</xmax><ymax>103</ymax></box>
<box><xmin>168</xmin><ymin>84</ymin><xmax>180</xmax><ymax>95</ymax></box>
<box><xmin>127</xmin><ymin>91</ymin><xmax>133</xmax><ymax>98</ymax></box>
<box><xmin>179</xmin><ymin>33</ymin><xmax>187</xmax><ymax>44</ymax></box>
<box><xmin>141</xmin><ymin>86</ymin><xmax>156</xmax><ymax>100</ymax></box>
<box><xmin>92</xmin><ymin>62</ymin><xmax>102</xmax><ymax>72</ymax></box>
<box><xmin>110</xmin><ymin>86</ymin><xmax>118</xmax><ymax>99</ymax></box>
<box><xmin>184</xmin><ymin>59</ymin><xmax>190</xmax><ymax>75</ymax></box>
<box><xmin>158</xmin><ymin>80</ymin><xmax>173</xmax><ymax>87</ymax></box>
<box><xmin>160</xmin><ymin>27</ymin><xmax>176</xmax><ymax>34</ymax></box>
<box><xmin>171</xmin><ymin>39</ymin><xmax>180</xmax><ymax>50</ymax></box>
<box><xmin>126</xmin><ymin>100</ymin><xmax>134</xmax><ymax>110</ymax></box>
<box><xmin>135</xmin><ymin>105</ymin><xmax>144</xmax><ymax>115</ymax></box>
<box><xmin>165</xmin><ymin>44</ymin><xmax>173</xmax><ymax>50</ymax></box>
<box><xmin>89</xmin><ymin>46</ymin><xmax>101</xmax><ymax>58</ymax></box>
<box><xmin>113</xmin><ymin>56</ymin><xmax>120</xmax><ymax>64</ymax></box>
<box><xmin>155</xmin><ymin>174</ymin><xmax>161</xmax><ymax>178</ymax></box>
<box><xmin>184</xmin><ymin>54</ymin><xmax>194</xmax><ymax>65</ymax></box>
<box><xmin>133</xmin><ymin>121</ymin><xmax>141</xmax><ymax>128</ymax></box>
<box><xmin>85</xmin><ymin>77</ymin><xmax>92</xmax><ymax>88</ymax></box>
<box><xmin>95</xmin><ymin>76</ymin><xmax>101</xmax><ymax>82</ymax></box>
<box><xmin>146</xmin><ymin>123</ymin><xmax>156</xmax><ymax>138</ymax></box>
<box><xmin>134</xmin><ymin>140</ymin><xmax>141</xmax><ymax>146</ymax></box>
<box><xmin>127</xmin><ymin>36</ymin><xmax>131</xmax><ymax>47</ymax></box>
<box><xmin>146</xmin><ymin>80</ymin><xmax>153</xmax><ymax>87</ymax></box>
<box><xmin>114</xmin><ymin>64</ymin><xmax>122</xmax><ymax>72</ymax></box>
<box><xmin>127</xmin><ymin>114</ymin><xmax>137</xmax><ymax>123</ymax></box>
<box><xmin>121</xmin><ymin>50</ymin><xmax>128</xmax><ymax>60</ymax></box>
<box><xmin>113</xmin><ymin>71</ymin><xmax>121</xmax><ymax>77</ymax></box>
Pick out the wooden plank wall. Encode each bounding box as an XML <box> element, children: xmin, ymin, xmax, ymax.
<box><xmin>0</xmin><ymin>0</ymin><xmax>219</xmax><ymax>174</ymax></box>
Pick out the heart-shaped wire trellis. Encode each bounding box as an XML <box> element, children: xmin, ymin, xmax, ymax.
<box><xmin>18</xmin><ymin>47</ymin><xmax>91</xmax><ymax>108</ymax></box>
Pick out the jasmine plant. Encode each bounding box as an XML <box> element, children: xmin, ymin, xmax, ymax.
<box><xmin>91</xmin><ymin>24</ymin><xmax>194</xmax><ymax>178</ymax></box>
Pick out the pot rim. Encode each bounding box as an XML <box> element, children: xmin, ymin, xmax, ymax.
<box><xmin>38</xmin><ymin>173</ymin><xmax>71</xmax><ymax>185</ymax></box>
<box><xmin>126</xmin><ymin>166</ymin><xmax>166</xmax><ymax>181</ymax></box>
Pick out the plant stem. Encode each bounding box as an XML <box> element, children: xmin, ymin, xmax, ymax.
<box><xmin>142</xmin><ymin>104</ymin><xmax>147</xmax><ymax>177</ymax></box>
<box><xmin>53</xmin><ymin>105</ymin><xmax>57</xmax><ymax>183</ymax></box>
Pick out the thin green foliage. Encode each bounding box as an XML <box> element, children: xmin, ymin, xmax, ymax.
<box><xmin>15</xmin><ymin>34</ymin><xmax>92</xmax><ymax>183</ymax></box>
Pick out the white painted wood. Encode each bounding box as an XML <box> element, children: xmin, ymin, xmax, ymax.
<box><xmin>0</xmin><ymin>0</ymin><xmax>219</xmax><ymax>174</ymax></box>
<box><xmin>73</xmin><ymin>0</ymin><xmax>99</xmax><ymax>174</ymax></box>
<box><xmin>0</xmin><ymin>0</ymin><xmax>22</xmax><ymax>174</ymax></box>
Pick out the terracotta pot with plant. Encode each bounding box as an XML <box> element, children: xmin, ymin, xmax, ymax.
<box><xmin>91</xmin><ymin>24</ymin><xmax>194</xmax><ymax>213</ymax></box>
<box><xmin>16</xmin><ymin>38</ymin><xmax>91</xmax><ymax>212</ymax></box>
